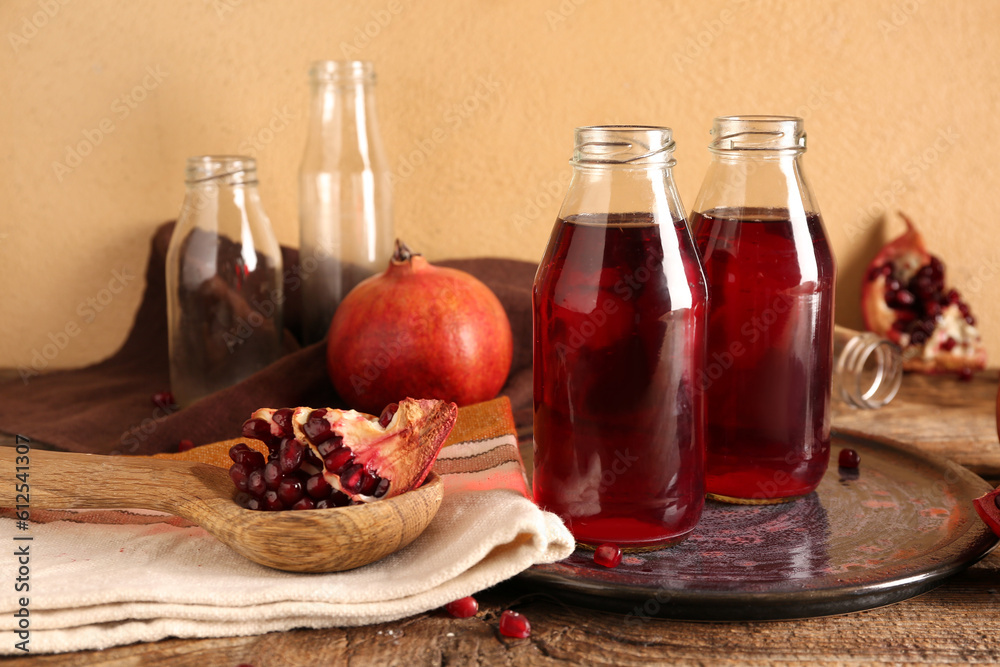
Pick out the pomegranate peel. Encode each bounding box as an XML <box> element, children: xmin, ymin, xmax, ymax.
<box><xmin>861</xmin><ymin>212</ymin><xmax>986</xmax><ymax>374</ymax></box>
<box><xmin>236</xmin><ymin>398</ymin><xmax>457</xmax><ymax>510</ymax></box>
<box><xmin>973</xmin><ymin>487</ymin><xmax>1000</xmax><ymax>537</ymax></box>
<box><xmin>326</xmin><ymin>240</ymin><xmax>513</xmax><ymax>414</ymax></box>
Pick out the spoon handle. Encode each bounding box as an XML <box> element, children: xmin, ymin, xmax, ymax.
<box><xmin>1</xmin><ymin>448</ymin><xmax>203</xmax><ymax>514</ymax></box>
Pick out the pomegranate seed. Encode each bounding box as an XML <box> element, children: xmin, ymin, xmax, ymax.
<box><xmin>358</xmin><ymin>470</ymin><xmax>379</xmax><ymax>495</ymax></box>
<box><xmin>271</xmin><ymin>408</ymin><xmax>294</xmax><ymax>435</ymax></box>
<box><xmin>593</xmin><ymin>543</ymin><xmax>622</xmax><ymax>568</ymax></box>
<box><xmin>317</xmin><ymin>435</ymin><xmax>345</xmax><ymax>457</ymax></box>
<box><xmin>277</xmin><ymin>477</ymin><xmax>305</xmax><ymax>505</ymax></box>
<box><xmin>340</xmin><ymin>463</ymin><xmax>366</xmax><ymax>493</ymax></box>
<box><xmin>372</xmin><ymin>478</ymin><xmax>391</xmax><ymax>498</ymax></box>
<box><xmin>247</xmin><ymin>469</ymin><xmax>266</xmax><ymax>496</ymax></box>
<box><xmin>304</xmin><ymin>409</ymin><xmax>338</xmax><ymax>444</ymax></box>
<box><xmin>280</xmin><ymin>439</ymin><xmax>305</xmax><ymax>473</ymax></box>
<box><xmin>242</xmin><ymin>419</ymin><xmax>276</xmax><ymax>446</ymax></box>
<box><xmin>498</xmin><ymin>610</ymin><xmax>531</xmax><ymax>638</ymax></box>
<box><xmin>292</xmin><ymin>497</ymin><xmax>315</xmax><ymax>511</ymax></box>
<box><xmin>315</xmin><ymin>498</ymin><xmax>332</xmax><ymax>509</ymax></box>
<box><xmin>306</xmin><ymin>473</ymin><xmax>332</xmax><ymax>499</ymax></box>
<box><xmin>959</xmin><ymin>367</ymin><xmax>974</xmax><ymax>382</ymax></box>
<box><xmin>264</xmin><ymin>490</ymin><xmax>284</xmax><ymax>511</ymax></box>
<box><xmin>329</xmin><ymin>490</ymin><xmax>351</xmax><ymax>507</ymax></box>
<box><xmin>941</xmin><ymin>337</ymin><xmax>957</xmax><ymax>352</ymax></box>
<box><xmin>246</xmin><ymin>497</ymin><xmax>262</xmax><ymax>511</ymax></box>
<box><xmin>303</xmin><ymin>447</ymin><xmax>323</xmax><ymax>472</ymax></box>
<box><xmin>151</xmin><ymin>391</ymin><xmax>176</xmax><ymax>408</ymax></box>
<box><xmin>445</xmin><ymin>596</ymin><xmax>478</xmax><ymax>618</ymax></box>
<box><xmin>324</xmin><ymin>446</ymin><xmax>355</xmax><ymax>474</ymax></box>
<box><xmin>263</xmin><ymin>460</ymin><xmax>283</xmax><ymax>490</ymax></box>
<box><xmin>229</xmin><ymin>463</ymin><xmax>251</xmax><ymax>491</ymax></box>
<box><xmin>231</xmin><ymin>447</ymin><xmax>265</xmax><ymax>470</ymax></box>
<box><xmin>229</xmin><ymin>443</ymin><xmax>251</xmax><ymax>462</ymax></box>
<box><xmin>838</xmin><ymin>448</ymin><xmax>860</xmax><ymax>468</ymax></box>
<box><xmin>379</xmin><ymin>403</ymin><xmax>399</xmax><ymax>428</ymax></box>
<box><xmin>177</xmin><ymin>439</ymin><xmax>195</xmax><ymax>452</ymax></box>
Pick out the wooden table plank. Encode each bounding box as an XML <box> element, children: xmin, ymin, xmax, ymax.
<box><xmin>5</xmin><ymin>550</ymin><xmax>1000</xmax><ymax>666</ymax></box>
<box><xmin>833</xmin><ymin>370</ymin><xmax>1000</xmax><ymax>478</ymax></box>
<box><xmin>4</xmin><ymin>372</ymin><xmax>1000</xmax><ymax>665</ymax></box>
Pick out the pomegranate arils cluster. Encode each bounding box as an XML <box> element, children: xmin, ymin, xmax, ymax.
<box><xmin>861</xmin><ymin>213</ymin><xmax>986</xmax><ymax>374</ymax></box>
<box><xmin>231</xmin><ymin>398</ymin><xmax>457</xmax><ymax>511</ymax></box>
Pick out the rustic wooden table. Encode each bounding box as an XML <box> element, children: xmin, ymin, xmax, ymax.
<box><xmin>5</xmin><ymin>371</ymin><xmax>1000</xmax><ymax>666</ymax></box>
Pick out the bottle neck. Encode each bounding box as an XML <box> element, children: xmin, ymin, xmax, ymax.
<box><xmin>560</xmin><ymin>125</ymin><xmax>685</xmax><ymax>224</ymax></box>
<box><xmin>302</xmin><ymin>76</ymin><xmax>382</xmax><ymax>172</ymax></box>
<box><xmin>692</xmin><ymin>151</ymin><xmax>818</xmax><ymax>216</ymax></box>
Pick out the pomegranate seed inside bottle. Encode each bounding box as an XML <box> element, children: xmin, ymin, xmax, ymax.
<box><xmin>177</xmin><ymin>439</ymin><xmax>195</xmax><ymax>452</ymax></box>
<box><xmin>498</xmin><ymin>610</ymin><xmax>531</xmax><ymax>638</ymax></box>
<box><xmin>838</xmin><ymin>448</ymin><xmax>861</xmax><ymax>469</ymax></box>
<box><xmin>593</xmin><ymin>543</ymin><xmax>622</xmax><ymax>568</ymax></box>
<box><xmin>444</xmin><ymin>596</ymin><xmax>478</xmax><ymax>618</ymax></box>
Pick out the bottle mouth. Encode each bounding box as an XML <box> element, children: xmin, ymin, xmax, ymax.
<box><xmin>710</xmin><ymin>115</ymin><xmax>806</xmax><ymax>153</ymax></box>
<box><xmin>185</xmin><ymin>155</ymin><xmax>257</xmax><ymax>185</ymax></box>
<box><xmin>309</xmin><ymin>60</ymin><xmax>376</xmax><ymax>85</ymax></box>
<box><xmin>573</xmin><ymin>125</ymin><xmax>676</xmax><ymax>166</ymax></box>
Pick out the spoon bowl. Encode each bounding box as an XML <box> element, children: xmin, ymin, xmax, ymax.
<box><xmin>1</xmin><ymin>447</ymin><xmax>443</xmax><ymax>572</ymax></box>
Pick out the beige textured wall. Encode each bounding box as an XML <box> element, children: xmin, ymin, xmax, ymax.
<box><xmin>2</xmin><ymin>0</ymin><xmax>999</xmax><ymax>370</ymax></box>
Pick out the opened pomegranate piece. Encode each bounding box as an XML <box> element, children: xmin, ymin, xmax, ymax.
<box><xmin>232</xmin><ymin>398</ymin><xmax>457</xmax><ymax>511</ymax></box>
<box><xmin>861</xmin><ymin>212</ymin><xmax>986</xmax><ymax>375</ymax></box>
<box><xmin>973</xmin><ymin>487</ymin><xmax>1000</xmax><ymax>537</ymax></box>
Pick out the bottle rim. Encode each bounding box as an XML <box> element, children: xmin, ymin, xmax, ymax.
<box><xmin>572</xmin><ymin>125</ymin><xmax>676</xmax><ymax>167</ymax></box>
<box><xmin>309</xmin><ymin>60</ymin><xmax>376</xmax><ymax>85</ymax></box>
<box><xmin>185</xmin><ymin>155</ymin><xmax>257</xmax><ymax>185</ymax></box>
<box><xmin>710</xmin><ymin>115</ymin><xmax>806</xmax><ymax>154</ymax></box>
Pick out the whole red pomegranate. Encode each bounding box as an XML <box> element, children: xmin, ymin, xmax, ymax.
<box><xmin>326</xmin><ymin>241</ymin><xmax>513</xmax><ymax>413</ymax></box>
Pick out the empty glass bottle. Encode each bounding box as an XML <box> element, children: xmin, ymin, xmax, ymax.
<box><xmin>299</xmin><ymin>60</ymin><xmax>393</xmax><ymax>344</ymax></box>
<box><xmin>166</xmin><ymin>156</ymin><xmax>284</xmax><ymax>407</ymax></box>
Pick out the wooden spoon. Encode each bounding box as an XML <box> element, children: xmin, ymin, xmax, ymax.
<box><xmin>0</xmin><ymin>447</ymin><xmax>443</xmax><ymax>573</ymax></box>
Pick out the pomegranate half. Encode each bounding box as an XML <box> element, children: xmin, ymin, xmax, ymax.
<box><xmin>861</xmin><ymin>212</ymin><xmax>986</xmax><ymax>374</ymax></box>
<box><xmin>235</xmin><ymin>398</ymin><xmax>457</xmax><ymax>510</ymax></box>
<box><xmin>326</xmin><ymin>241</ymin><xmax>513</xmax><ymax>414</ymax></box>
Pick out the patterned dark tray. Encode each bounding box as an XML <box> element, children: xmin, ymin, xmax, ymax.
<box><xmin>520</xmin><ymin>432</ymin><xmax>999</xmax><ymax>620</ymax></box>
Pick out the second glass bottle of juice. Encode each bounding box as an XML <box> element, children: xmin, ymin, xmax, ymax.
<box><xmin>533</xmin><ymin>126</ymin><xmax>708</xmax><ymax>548</ymax></box>
<box><xmin>690</xmin><ymin>115</ymin><xmax>836</xmax><ymax>503</ymax></box>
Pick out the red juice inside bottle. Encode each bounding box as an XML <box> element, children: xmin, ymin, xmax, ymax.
<box><xmin>532</xmin><ymin>212</ymin><xmax>707</xmax><ymax>548</ymax></box>
<box><xmin>691</xmin><ymin>206</ymin><xmax>835</xmax><ymax>502</ymax></box>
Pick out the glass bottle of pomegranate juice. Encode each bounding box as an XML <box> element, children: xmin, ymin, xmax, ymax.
<box><xmin>533</xmin><ymin>125</ymin><xmax>708</xmax><ymax>548</ymax></box>
<box><xmin>690</xmin><ymin>116</ymin><xmax>836</xmax><ymax>504</ymax></box>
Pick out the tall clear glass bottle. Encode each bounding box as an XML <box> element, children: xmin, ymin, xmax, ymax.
<box><xmin>533</xmin><ymin>126</ymin><xmax>708</xmax><ymax>549</ymax></box>
<box><xmin>299</xmin><ymin>60</ymin><xmax>393</xmax><ymax>344</ymax></box>
<box><xmin>690</xmin><ymin>115</ymin><xmax>836</xmax><ymax>504</ymax></box>
<box><xmin>166</xmin><ymin>156</ymin><xmax>284</xmax><ymax>407</ymax></box>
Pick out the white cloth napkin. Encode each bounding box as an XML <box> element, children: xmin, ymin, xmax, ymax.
<box><xmin>0</xmin><ymin>403</ymin><xmax>574</xmax><ymax>655</ymax></box>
